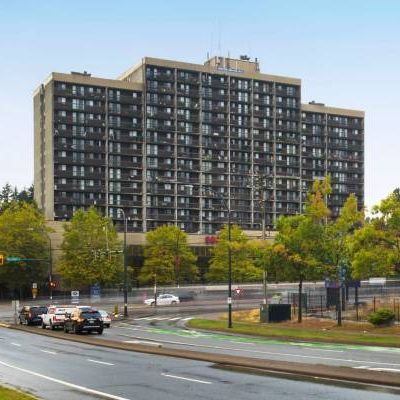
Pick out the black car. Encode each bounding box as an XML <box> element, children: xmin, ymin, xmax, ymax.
<box><xmin>64</xmin><ymin>308</ymin><xmax>103</xmax><ymax>334</ymax></box>
<box><xmin>177</xmin><ymin>291</ymin><xmax>196</xmax><ymax>302</ymax></box>
<box><xmin>19</xmin><ymin>306</ymin><xmax>48</xmax><ymax>326</ymax></box>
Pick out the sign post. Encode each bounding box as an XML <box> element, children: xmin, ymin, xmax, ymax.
<box><xmin>71</xmin><ymin>290</ymin><xmax>79</xmax><ymax>304</ymax></box>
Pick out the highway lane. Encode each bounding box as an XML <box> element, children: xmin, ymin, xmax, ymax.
<box><xmin>91</xmin><ymin>315</ymin><xmax>400</xmax><ymax>374</ymax></box>
<box><xmin>0</xmin><ymin>328</ymin><xmax>399</xmax><ymax>400</ymax></box>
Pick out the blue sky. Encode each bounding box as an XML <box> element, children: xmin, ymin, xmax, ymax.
<box><xmin>0</xmin><ymin>0</ymin><xmax>399</xmax><ymax>210</ymax></box>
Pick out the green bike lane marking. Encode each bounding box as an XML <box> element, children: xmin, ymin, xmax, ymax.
<box><xmin>146</xmin><ymin>326</ymin><xmax>400</xmax><ymax>354</ymax></box>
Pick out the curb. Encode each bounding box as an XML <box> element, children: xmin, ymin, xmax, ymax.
<box><xmin>2</xmin><ymin>323</ymin><xmax>400</xmax><ymax>389</ymax></box>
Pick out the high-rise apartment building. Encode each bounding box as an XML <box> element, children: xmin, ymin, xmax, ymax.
<box><xmin>34</xmin><ymin>56</ymin><xmax>364</xmax><ymax>233</ymax></box>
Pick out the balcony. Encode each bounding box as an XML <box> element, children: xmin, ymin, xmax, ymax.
<box><xmin>177</xmin><ymin>74</ymin><xmax>200</xmax><ymax>85</ymax></box>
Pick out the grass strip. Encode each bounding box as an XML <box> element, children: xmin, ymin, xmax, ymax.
<box><xmin>0</xmin><ymin>386</ymin><xmax>37</xmax><ymax>400</ymax></box>
<box><xmin>188</xmin><ymin>319</ymin><xmax>400</xmax><ymax>347</ymax></box>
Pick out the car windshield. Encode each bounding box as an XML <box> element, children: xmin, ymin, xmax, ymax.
<box><xmin>81</xmin><ymin>311</ymin><xmax>100</xmax><ymax>319</ymax></box>
<box><xmin>32</xmin><ymin>307</ymin><xmax>47</xmax><ymax>314</ymax></box>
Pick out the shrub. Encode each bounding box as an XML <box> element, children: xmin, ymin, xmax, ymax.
<box><xmin>367</xmin><ymin>308</ymin><xmax>395</xmax><ymax>326</ymax></box>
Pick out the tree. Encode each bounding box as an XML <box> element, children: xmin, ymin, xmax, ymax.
<box><xmin>325</xmin><ymin>194</ymin><xmax>364</xmax><ymax>277</ymax></box>
<box><xmin>0</xmin><ymin>201</ymin><xmax>49</xmax><ymax>298</ymax></box>
<box><xmin>275</xmin><ymin>177</ymin><xmax>331</xmax><ymax>322</ymax></box>
<box><xmin>139</xmin><ymin>225</ymin><xmax>198</xmax><ymax>286</ymax></box>
<box><xmin>350</xmin><ymin>189</ymin><xmax>400</xmax><ymax>280</ymax></box>
<box><xmin>57</xmin><ymin>207</ymin><xmax>122</xmax><ymax>287</ymax></box>
<box><xmin>207</xmin><ymin>225</ymin><xmax>262</xmax><ymax>283</ymax></box>
<box><xmin>249</xmin><ymin>240</ymin><xmax>288</xmax><ymax>301</ymax></box>
<box><xmin>0</xmin><ymin>183</ymin><xmax>34</xmax><ymax>214</ymax></box>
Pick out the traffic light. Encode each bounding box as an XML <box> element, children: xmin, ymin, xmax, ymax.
<box><xmin>49</xmin><ymin>281</ymin><xmax>56</xmax><ymax>289</ymax></box>
<box><xmin>0</xmin><ymin>254</ymin><xmax>4</xmax><ymax>266</ymax></box>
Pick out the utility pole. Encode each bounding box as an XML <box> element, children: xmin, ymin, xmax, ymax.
<box><xmin>228</xmin><ymin>206</ymin><xmax>232</xmax><ymax>329</ymax></box>
<box><xmin>117</xmin><ymin>208</ymin><xmax>128</xmax><ymax>318</ymax></box>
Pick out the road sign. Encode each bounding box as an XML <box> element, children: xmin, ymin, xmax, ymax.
<box><xmin>32</xmin><ymin>288</ymin><xmax>38</xmax><ymax>299</ymax></box>
<box><xmin>0</xmin><ymin>254</ymin><xmax>4</xmax><ymax>265</ymax></box>
<box><xmin>6</xmin><ymin>256</ymin><xmax>21</xmax><ymax>262</ymax></box>
<box><xmin>235</xmin><ymin>288</ymin><xmax>241</xmax><ymax>295</ymax></box>
<box><xmin>227</xmin><ymin>297</ymin><xmax>232</xmax><ymax>304</ymax></box>
<box><xmin>32</xmin><ymin>283</ymin><xmax>37</xmax><ymax>289</ymax></box>
<box><xmin>90</xmin><ymin>284</ymin><xmax>101</xmax><ymax>302</ymax></box>
<box><xmin>71</xmin><ymin>290</ymin><xmax>79</xmax><ymax>304</ymax></box>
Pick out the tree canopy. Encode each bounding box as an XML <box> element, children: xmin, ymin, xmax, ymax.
<box><xmin>350</xmin><ymin>189</ymin><xmax>400</xmax><ymax>280</ymax></box>
<box><xmin>57</xmin><ymin>207</ymin><xmax>122</xmax><ymax>287</ymax></box>
<box><xmin>207</xmin><ymin>225</ymin><xmax>262</xmax><ymax>283</ymax></box>
<box><xmin>0</xmin><ymin>201</ymin><xmax>49</xmax><ymax>297</ymax></box>
<box><xmin>139</xmin><ymin>225</ymin><xmax>198</xmax><ymax>286</ymax></box>
<box><xmin>275</xmin><ymin>177</ymin><xmax>331</xmax><ymax>322</ymax></box>
<box><xmin>0</xmin><ymin>183</ymin><xmax>34</xmax><ymax>214</ymax></box>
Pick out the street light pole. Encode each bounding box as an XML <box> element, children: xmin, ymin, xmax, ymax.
<box><xmin>47</xmin><ymin>235</ymin><xmax>53</xmax><ymax>301</ymax></box>
<box><xmin>228</xmin><ymin>205</ymin><xmax>232</xmax><ymax>329</ymax></box>
<box><xmin>117</xmin><ymin>208</ymin><xmax>128</xmax><ymax>318</ymax></box>
<box><xmin>203</xmin><ymin>187</ymin><xmax>232</xmax><ymax>328</ymax></box>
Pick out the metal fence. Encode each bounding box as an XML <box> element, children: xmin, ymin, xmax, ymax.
<box><xmin>287</xmin><ymin>283</ymin><xmax>400</xmax><ymax>322</ymax></box>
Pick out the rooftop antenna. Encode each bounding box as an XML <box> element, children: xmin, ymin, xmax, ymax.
<box><xmin>218</xmin><ymin>20</ymin><xmax>222</xmax><ymax>56</ymax></box>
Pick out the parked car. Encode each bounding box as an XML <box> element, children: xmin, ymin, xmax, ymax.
<box><xmin>41</xmin><ymin>305</ymin><xmax>76</xmax><ymax>330</ymax></box>
<box><xmin>18</xmin><ymin>305</ymin><xmax>48</xmax><ymax>326</ymax></box>
<box><xmin>64</xmin><ymin>308</ymin><xmax>103</xmax><ymax>334</ymax></box>
<box><xmin>98</xmin><ymin>310</ymin><xmax>112</xmax><ymax>328</ymax></box>
<box><xmin>144</xmin><ymin>294</ymin><xmax>180</xmax><ymax>306</ymax></box>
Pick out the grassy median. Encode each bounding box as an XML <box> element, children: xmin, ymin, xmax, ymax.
<box><xmin>0</xmin><ymin>386</ymin><xmax>37</xmax><ymax>400</ymax></box>
<box><xmin>188</xmin><ymin>311</ymin><xmax>400</xmax><ymax>347</ymax></box>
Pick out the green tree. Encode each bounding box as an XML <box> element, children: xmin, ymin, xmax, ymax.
<box><xmin>350</xmin><ymin>189</ymin><xmax>400</xmax><ymax>280</ymax></box>
<box><xmin>139</xmin><ymin>225</ymin><xmax>198</xmax><ymax>286</ymax></box>
<box><xmin>276</xmin><ymin>177</ymin><xmax>331</xmax><ymax>322</ymax></box>
<box><xmin>57</xmin><ymin>207</ymin><xmax>122</xmax><ymax>287</ymax></box>
<box><xmin>0</xmin><ymin>201</ymin><xmax>49</xmax><ymax>298</ymax></box>
<box><xmin>249</xmin><ymin>240</ymin><xmax>288</xmax><ymax>301</ymax></box>
<box><xmin>325</xmin><ymin>194</ymin><xmax>364</xmax><ymax>279</ymax></box>
<box><xmin>0</xmin><ymin>183</ymin><xmax>34</xmax><ymax>214</ymax></box>
<box><xmin>207</xmin><ymin>225</ymin><xmax>262</xmax><ymax>283</ymax></box>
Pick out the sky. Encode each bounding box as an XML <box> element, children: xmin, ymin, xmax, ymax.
<box><xmin>0</xmin><ymin>0</ymin><xmax>399</xmax><ymax>211</ymax></box>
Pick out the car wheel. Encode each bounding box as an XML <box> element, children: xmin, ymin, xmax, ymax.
<box><xmin>97</xmin><ymin>328</ymin><xmax>103</xmax><ymax>335</ymax></box>
<box><xmin>41</xmin><ymin>322</ymin><xmax>46</xmax><ymax>329</ymax></box>
<box><xmin>19</xmin><ymin>319</ymin><xmax>23</xmax><ymax>325</ymax></box>
<box><xmin>171</xmin><ymin>301</ymin><xmax>177</xmax><ymax>305</ymax></box>
<box><xmin>50</xmin><ymin>321</ymin><xmax>55</xmax><ymax>331</ymax></box>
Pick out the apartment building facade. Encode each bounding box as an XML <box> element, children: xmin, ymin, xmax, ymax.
<box><xmin>34</xmin><ymin>56</ymin><xmax>364</xmax><ymax>233</ymax></box>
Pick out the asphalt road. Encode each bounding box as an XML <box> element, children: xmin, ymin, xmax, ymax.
<box><xmin>89</xmin><ymin>313</ymin><xmax>400</xmax><ymax>373</ymax></box>
<box><xmin>1</xmin><ymin>328</ymin><xmax>399</xmax><ymax>400</ymax></box>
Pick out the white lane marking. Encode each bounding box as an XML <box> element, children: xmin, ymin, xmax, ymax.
<box><xmin>161</xmin><ymin>373</ymin><xmax>212</xmax><ymax>385</ymax></box>
<box><xmin>181</xmin><ymin>317</ymin><xmax>193</xmax><ymax>321</ymax></box>
<box><xmin>119</xmin><ymin>335</ymin><xmax>400</xmax><ymax>368</ymax></box>
<box><xmin>135</xmin><ymin>317</ymin><xmax>152</xmax><ymax>320</ymax></box>
<box><xmin>87</xmin><ymin>359</ymin><xmax>115</xmax><ymax>366</ymax></box>
<box><xmin>41</xmin><ymin>350</ymin><xmax>57</xmax><ymax>355</ymax></box>
<box><xmin>169</xmin><ymin>317</ymin><xmax>181</xmax><ymax>321</ymax></box>
<box><xmin>11</xmin><ymin>343</ymin><xmax>21</xmax><ymax>347</ymax></box>
<box><xmin>124</xmin><ymin>340</ymin><xmax>162</xmax><ymax>347</ymax></box>
<box><xmin>0</xmin><ymin>360</ymin><xmax>129</xmax><ymax>400</ymax></box>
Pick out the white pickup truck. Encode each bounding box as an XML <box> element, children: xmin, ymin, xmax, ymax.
<box><xmin>41</xmin><ymin>305</ymin><xmax>76</xmax><ymax>330</ymax></box>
